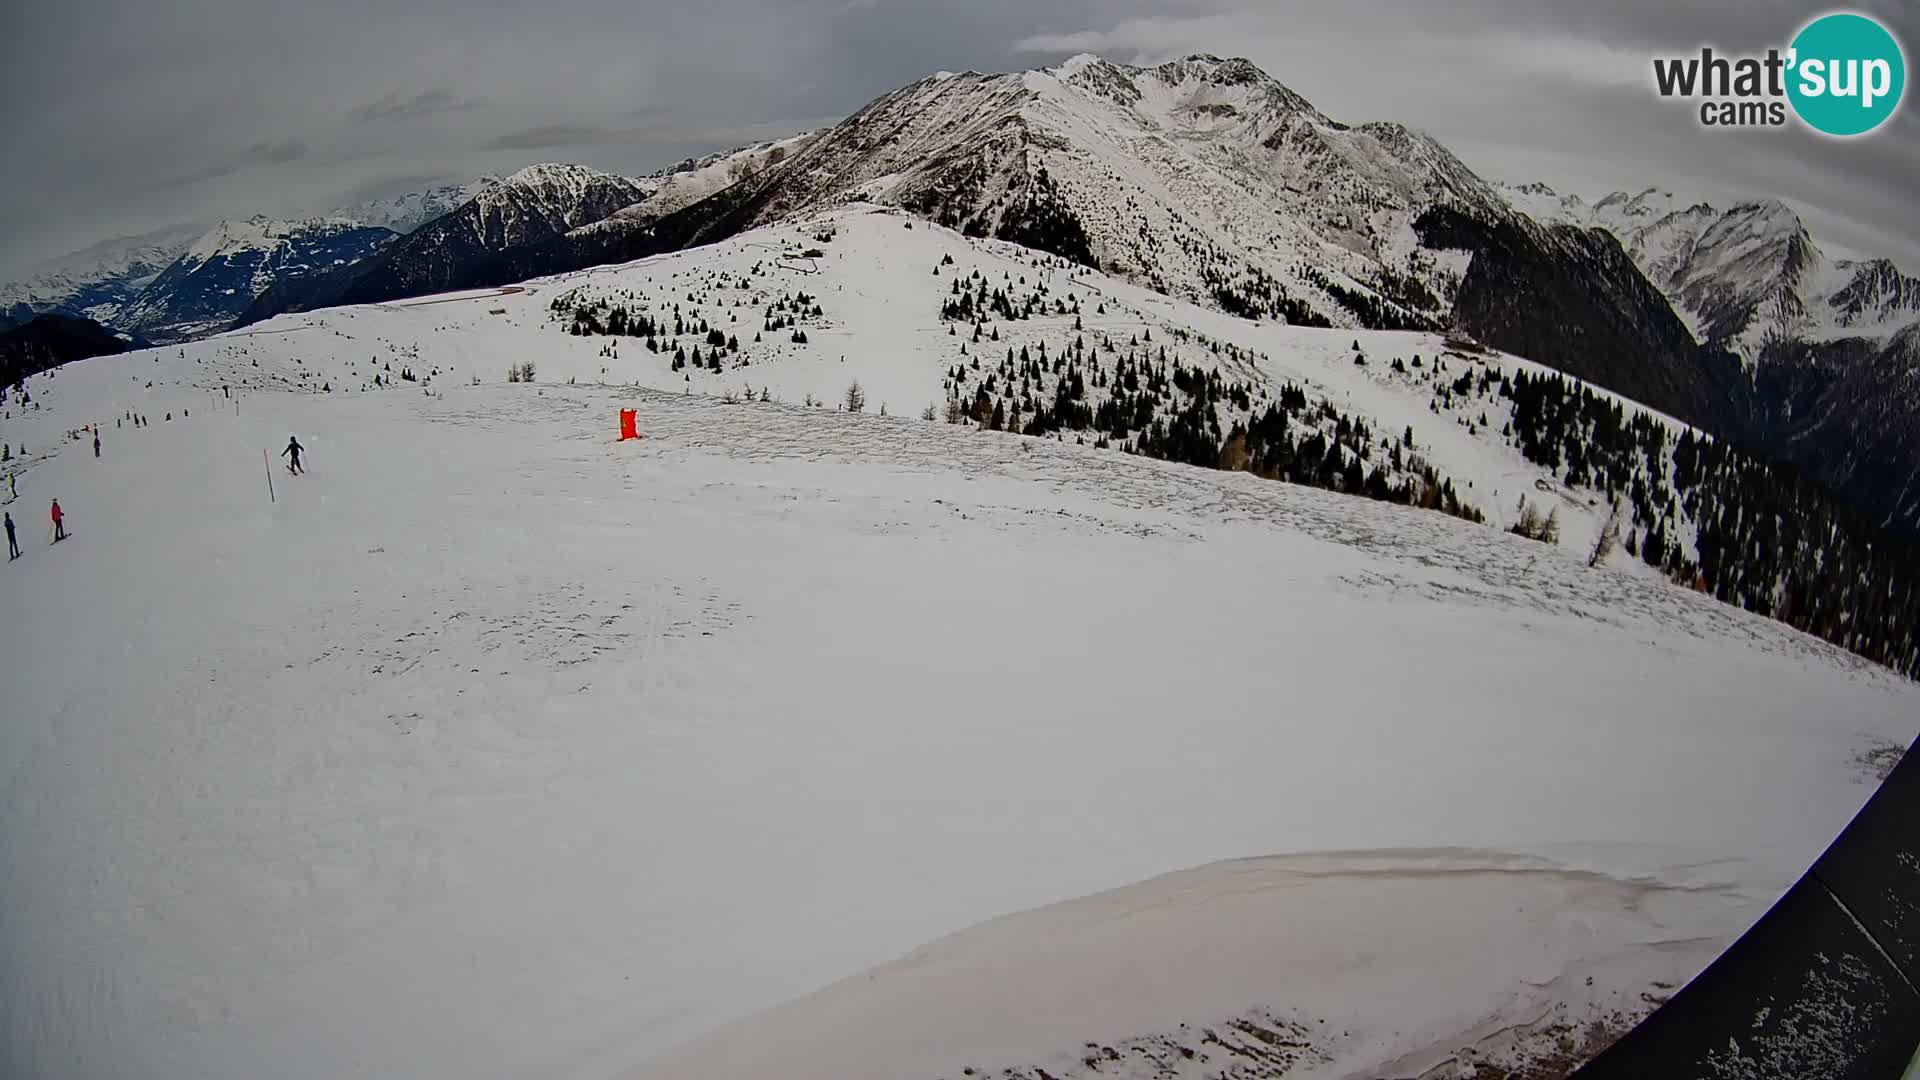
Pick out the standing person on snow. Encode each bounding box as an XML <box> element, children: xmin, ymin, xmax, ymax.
<box><xmin>4</xmin><ymin>511</ymin><xmax>18</xmax><ymax>560</ymax></box>
<box><xmin>282</xmin><ymin>436</ymin><xmax>305</xmax><ymax>475</ymax></box>
<box><xmin>93</xmin><ymin>432</ymin><xmax>100</xmax><ymax>458</ymax></box>
<box><xmin>50</xmin><ymin>499</ymin><xmax>65</xmax><ymax>542</ymax></box>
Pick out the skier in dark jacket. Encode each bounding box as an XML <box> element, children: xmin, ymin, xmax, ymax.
<box><xmin>93</xmin><ymin>432</ymin><xmax>100</xmax><ymax>457</ymax></box>
<box><xmin>4</xmin><ymin>511</ymin><xmax>17</xmax><ymax>560</ymax></box>
<box><xmin>282</xmin><ymin>436</ymin><xmax>305</xmax><ymax>475</ymax></box>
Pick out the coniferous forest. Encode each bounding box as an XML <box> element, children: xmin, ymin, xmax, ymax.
<box><xmin>935</xmin><ymin>265</ymin><xmax>1486</xmax><ymax>525</ymax></box>
<box><xmin>1502</xmin><ymin>368</ymin><xmax>1920</xmax><ymax>677</ymax></box>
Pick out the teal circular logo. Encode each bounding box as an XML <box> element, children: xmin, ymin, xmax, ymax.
<box><xmin>1787</xmin><ymin>12</ymin><xmax>1906</xmax><ymax>136</ymax></box>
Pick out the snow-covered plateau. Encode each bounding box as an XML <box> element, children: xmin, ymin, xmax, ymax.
<box><xmin>2</xmin><ymin>206</ymin><xmax>1913</xmax><ymax>1080</ymax></box>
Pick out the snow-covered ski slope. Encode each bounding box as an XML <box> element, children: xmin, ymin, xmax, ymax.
<box><xmin>2</xmin><ymin>205</ymin><xmax>1915</xmax><ymax>1080</ymax></box>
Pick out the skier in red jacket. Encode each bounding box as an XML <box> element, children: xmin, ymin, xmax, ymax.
<box><xmin>50</xmin><ymin>498</ymin><xmax>66</xmax><ymax>542</ymax></box>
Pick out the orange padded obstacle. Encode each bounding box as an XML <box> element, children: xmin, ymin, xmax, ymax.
<box><xmin>619</xmin><ymin>408</ymin><xmax>639</xmax><ymax>441</ymax></box>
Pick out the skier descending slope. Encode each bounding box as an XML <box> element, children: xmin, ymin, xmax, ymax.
<box><xmin>49</xmin><ymin>499</ymin><xmax>65</xmax><ymax>543</ymax></box>
<box><xmin>282</xmin><ymin>436</ymin><xmax>305</xmax><ymax>476</ymax></box>
<box><xmin>4</xmin><ymin>511</ymin><xmax>17</xmax><ymax>560</ymax></box>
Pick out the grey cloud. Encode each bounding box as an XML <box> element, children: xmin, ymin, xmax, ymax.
<box><xmin>481</xmin><ymin>123</ymin><xmax>628</xmax><ymax>151</ymax></box>
<box><xmin>155</xmin><ymin>163</ymin><xmax>242</xmax><ymax>191</ymax></box>
<box><xmin>250</xmin><ymin>140</ymin><xmax>309</xmax><ymax>165</ymax></box>
<box><xmin>156</xmin><ymin>139</ymin><xmax>308</xmax><ymax>190</ymax></box>
<box><xmin>350</xmin><ymin>89</ymin><xmax>488</xmax><ymax>125</ymax></box>
<box><xmin>1</xmin><ymin>0</ymin><xmax>1914</xmax><ymax>277</ymax></box>
<box><xmin>334</xmin><ymin>172</ymin><xmax>466</xmax><ymax>204</ymax></box>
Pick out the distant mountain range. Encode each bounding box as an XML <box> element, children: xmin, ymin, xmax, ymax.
<box><xmin>1501</xmin><ymin>183</ymin><xmax>1920</xmax><ymax>361</ymax></box>
<box><xmin>112</xmin><ymin>216</ymin><xmax>398</xmax><ymax>343</ymax></box>
<box><xmin>332</xmin><ymin>163</ymin><xmax>657</xmax><ymax>307</ymax></box>
<box><xmin>1</xmin><ymin>222</ymin><xmax>208</xmax><ymax>331</ymax></box>
<box><xmin>325</xmin><ymin>181</ymin><xmax>493</xmax><ymax>236</ymax></box>
<box><xmin>5</xmin><ymin>53</ymin><xmax>1916</xmax><ymax>536</ymax></box>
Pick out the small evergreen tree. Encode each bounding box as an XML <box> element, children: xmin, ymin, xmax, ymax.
<box><xmin>1588</xmin><ymin>501</ymin><xmax>1622</xmax><ymax>567</ymax></box>
<box><xmin>1511</xmin><ymin>498</ymin><xmax>1543</xmax><ymax>541</ymax></box>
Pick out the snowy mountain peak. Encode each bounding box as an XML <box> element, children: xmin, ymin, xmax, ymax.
<box><xmin>1493</xmin><ymin>181</ymin><xmax>1591</xmax><ymax>225</ymax></box>
<box><xmin>460</xmin><ymin>163</ymin><xmax>653</xmax><ymax>230</ymax></box>
<box><xmin>1546</xmin><ymin>188</ymin><xmax>1897</xmax><ymax>356</ymax></box>
<box><xmin>317</xmin><ymin>162</ymin><xmax>654</xmax><ymax>308</ymax></box>
<box><xmin>501</xmin><ymin>161</ymin><xmax>614</xmax><ymax>188</ymax></box>
<box><xmin>1720</xmin><ymin>196</ymin><xmax>1797</xmax><ymax>226</ymax></box>
<box><xmin>1051</xmin><ymin>52</ymin><xmax>1109</xmax><ymax>78</ymax></box>
<box><xmin>1594</xmin><ymin>187</ymin><xmax>1680</xmax><ymax>217</ymax></box>
<box><xmin>566</xmin><ymin>51</ymin><xmax>1511</xmax><ymax>337</ymax></box>
<box><xmin>1032</xmin><ymin>52</ymin><xmax>1330</xmax><ymax>130</ymax></box>
<box><xmin>1831</xmin><ymin>257</ymin><xmax>1920</xmax><ymax>326</ymax></box>
<box><xmin>123</xmin><ymin>216</ymin><xmax>398</xmax><ymax>343</ymax></box>
<box><xmin>1137</xmin><ymin>52</ymin><xmax>1264</xmax><ymax>83</ymax></box>
<box><xmin>328</xmin><ymin>180</ymin><xmax>494</xmax><ymax>235</ymax></box>
<box><xmin>575</xmin><ymin>133</ymin><xmax>825</xmax><ymax>237</ymax></box>
<box><xmin>180</xmin><ymin>215</ymin><xmax>369</xmax><ymax>263</ymax></box>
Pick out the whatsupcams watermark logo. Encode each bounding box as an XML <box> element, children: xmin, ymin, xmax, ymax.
<box><xmin>1652</xmin><ymin>11</ymin><xmax>1906</xmax><ymax>136</ymax></box>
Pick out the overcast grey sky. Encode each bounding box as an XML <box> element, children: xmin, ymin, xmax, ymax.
<box><xmin>3</xmin><ymin>0</ymin><xmax>1915</xmax><ymax>278</ymax></box>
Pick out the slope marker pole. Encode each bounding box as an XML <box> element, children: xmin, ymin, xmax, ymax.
<box><xmin>264</xmin><ymin>449</ymin><xmax>276</xmax><ymax>504</ymax></box>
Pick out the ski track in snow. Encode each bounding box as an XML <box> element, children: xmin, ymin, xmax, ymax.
<box><xmin>1</xmin><ymin>215</ymin><xmax>1916</xmax><ymax>1080</ymax></box>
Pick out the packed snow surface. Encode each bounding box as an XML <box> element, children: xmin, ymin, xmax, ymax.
<box><xmin>1</xmin><ymin>208</ymin><xmax>1914</xmax><ymax>1080</ymax></box>
<box><xmin>628</xmin><ymin>848</ymin><xmax>1773</xmax><ymax>1080</ymax></box>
